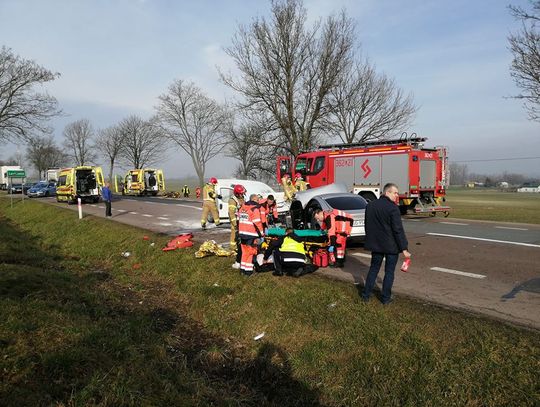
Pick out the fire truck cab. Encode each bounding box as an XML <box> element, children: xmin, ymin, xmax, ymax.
<box><xmin>277</xmin><ymin>137</ymin><xmax>450</xmax><ymax>216</ymax></box>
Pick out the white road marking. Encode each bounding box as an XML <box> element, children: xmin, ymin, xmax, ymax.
<box><xmin>440</xmin><ymin>221</ymin><xmax>469</xmax><ymax>226</ymax></box>
<box><xmin>430</xmin><ymin>267</ymin><xmax>486</xmax><ymax>279</ymax></box>
<box><xmin>97</xmin><ymin>206</ymin><xmax>105</xmax><ymax>209</ymax></box>
<box><xmin>157</xmin><ymin>216</ymin><xmax>169</xmax><ymax>220</ymax></box>
<box><xmin>407</xmin><ymin>219</ymin><xmax>421</xmax><ymax>222</ymax></box>
<box><xmin>495</xmin><ymin>226</ymin><xmax>529</xmax><ymax>231</ymax></box>
<box><xmin>117</xmin><ymin>209</ymin><xmax>127</xmax><ymax>212</ymax></box>
<box><xmin>90</xmin><ymin>204</ymin><xmax>96</xmax><ymax>207</ymax></box>
<box><xmin>351</xmin><ymin>252</ymin><xmax>372</xmax><ymax>259</ymax></box>
<box><xmin>176</xmin><ymin>203</ymin><xmax>203</xmax><ymax>211</ymax></box>
<box><xmin>427</xmin><ymin>232</ymin><xmax>540</xmax><ymax>248</ymax></box>
<box><xmin>156</xmin><ymin>222</ymin><xmax>173</xmax><ymax>226</ymax></box>
<box><xmin>129</xmin><ymin>211</ymin><xmax>138</xmax><ymax>215</ymax></box>
<box><xmin>142</xmin><ymin>214</ymin><xmax>153</xmax><ymax>217</ymax></box>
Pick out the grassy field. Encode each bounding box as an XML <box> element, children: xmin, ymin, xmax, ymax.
<box><xmin>0</xmin><ymin>199</ymin><xmax>539</xmax><ymax>406</ymax></box>
<box><xmin>445</xmin><ymin>188</ymin><xmax>540</xmax><ymax>224</ymax></box>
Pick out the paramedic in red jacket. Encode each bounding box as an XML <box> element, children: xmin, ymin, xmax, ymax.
<box><xmin>238</xmin><ymin>194</ymin><xmax>264</xmax><ymax>276</ymax></box>
<box><xmin>314</xmin><ymin>208</ymin><xmax>353</xmax><ymax>267</ymax></box>
<box><xmin>259</xmin><ymin>194</ymin><xmax>279</xmax><ymax>229</ymax></box>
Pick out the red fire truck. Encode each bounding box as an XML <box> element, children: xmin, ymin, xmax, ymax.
<box><xmin>276</xmin><ymin>137</ymin><xmax>451</xmax><ymax>216</ymax></box>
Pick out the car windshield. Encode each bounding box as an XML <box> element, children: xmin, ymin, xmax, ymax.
<box><xmin>325</xmin><ymin>195</ymin><xmax>367</xmax><ymax>210</ymax></box>
<box><xmin>35</xmin><ymin>182</ymin><xmax>47</xmax><ymax>188</ymax></box>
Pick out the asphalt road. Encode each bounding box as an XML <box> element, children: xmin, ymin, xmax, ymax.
<box><xmin>26</xmin><ymin>195</ymin><xmax>540</xmax><ymax>329</ymax></box>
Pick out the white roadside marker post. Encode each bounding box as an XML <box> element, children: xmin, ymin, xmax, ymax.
<box><xmin>78</xmin><ymin>198</ymin><xmax>83</xmax><ymax>219</ymax></box>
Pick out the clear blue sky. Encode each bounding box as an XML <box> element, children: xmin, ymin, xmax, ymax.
<box><xmin>1</xmin><ymin>0</ymin><xmax>538</xmax><ymax>178</ymax></box>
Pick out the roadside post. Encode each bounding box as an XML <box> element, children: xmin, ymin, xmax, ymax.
<box><xmin>78</xmin><ymin>197</ymin><xmax>83</xmax><ymax>219</ymax></box>
<box><xmin>7</xmin><ymin>169</ymin><xmax>26</xmax><ymax>209</ymax></box>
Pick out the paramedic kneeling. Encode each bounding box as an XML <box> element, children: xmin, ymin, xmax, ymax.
<box><xmin>263</xmin><ymin>228</ymin><xmax>307</xmax><ymax>276</ymax></box>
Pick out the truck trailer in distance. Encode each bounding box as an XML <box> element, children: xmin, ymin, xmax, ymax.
<box><xmin>0</xmin><ymin>166</ymin><xmax>23</xmax><ymax>190</ymax></box>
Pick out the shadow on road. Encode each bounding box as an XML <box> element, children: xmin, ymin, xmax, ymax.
<box><xmin>501</xmin><ymin>278</ymin><xmax>540</xmax><ymax>301</ymax></box>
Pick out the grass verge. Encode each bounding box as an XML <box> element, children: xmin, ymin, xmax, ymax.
<box><xmin>0</xmin><ymin>199</ymin><xmax>539</xmax><ymax>406</ymax></box>
<box><xmin>446</xmin><ymin>188</ymin><xmax>540</xmax><ymax>224</ymax></box>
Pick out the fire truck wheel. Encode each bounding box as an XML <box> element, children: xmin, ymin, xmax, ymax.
<box><xmin>429</xmin><ymin>212</ymin><xmax>436</xmax><ymax>217</ymax></box>
<box><xmin>443</xmin><ymin>211</ymin><xmax>450</xmax><ymax>218</ymax></box>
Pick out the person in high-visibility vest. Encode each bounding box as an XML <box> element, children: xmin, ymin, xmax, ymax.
<box><xmin>258</xmin><ymin>194</ymin><xmax>279</xmax><ymax>229</ymax></box>
<box><xmin>294</xmin><ymin>172</ymin><xmax>310</xmax><ymax>191</ymax></box>
<box><xmin>182</xmin><ymin>184</ymin><xmax>190</xmax><ymax>198</ymax></box>
<box><xmin>263</xmin><ymin>228</ymin><xmax>307</xmax><ymax>276</ymax></box>
<box><xmin>195</xmin><ymin>186</ymin><xmax>201</xmax><ymax>199</ymax></box>
<box><xmin>201</xmin><ymin>177</ymin><xmax>221</xmax><ymax>230</ymax></box>
<box><xmin>314</xmin><ymin>208</ymin><xmax>353</xmax><ymax>267</ymax></box>
<box><xmin>238</xmin><ymin>194</ymin><xmax>264</xmax><ymax>276</ymax></box>
<box><xmin>229</xmin><ymin>184</ymin><xmax>246</xmax><ymax>270</ymax></box>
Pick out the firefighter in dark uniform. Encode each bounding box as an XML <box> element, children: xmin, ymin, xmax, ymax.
<box><xmin>182</xmin><ymin>184</ymin><xmax>190</xmax><ymax>198</ymax></box>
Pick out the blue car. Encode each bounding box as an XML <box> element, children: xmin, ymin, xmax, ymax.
<box><xmin>27</xmin><ymin>181</ymin><xmax>57</xmax><ymax>198</ymax></box>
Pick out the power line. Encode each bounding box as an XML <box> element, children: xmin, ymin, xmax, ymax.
<box><xmin>452</xmin><ymin>156</ymin><xmax>540</xmax><ymax>163</ymax></box>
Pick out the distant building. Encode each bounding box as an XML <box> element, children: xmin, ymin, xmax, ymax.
<box><xmin>517</xmin><ymin>185</ymin><xmax>540</xmax><ymax>193</ymax></box>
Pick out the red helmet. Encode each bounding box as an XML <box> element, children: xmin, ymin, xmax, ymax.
<box><xmin>294</xmin><ymin>172</ymin><xmax>302</xmax><ymax>179</ymax></box>
<box><xmin>209</xmin><ymin>177</ymin><xmax>218</xmax><ymax>184</ymax></box>
<box><xmin>233</xmin><ymin>184</ymin><xmax>246</xmax><ymax>195</ymax></box>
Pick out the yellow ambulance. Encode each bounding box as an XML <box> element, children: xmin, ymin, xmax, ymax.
<box><xmin>56</xmin><ymin>166</ymin><xmax>105</xmax><ymax>203</ymax></box>
<box><xmin>122</xmin><ymin>169</ymin><xmax>165</xmax><ymax>196</ymax></box>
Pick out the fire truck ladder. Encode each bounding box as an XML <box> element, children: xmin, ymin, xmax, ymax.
<box><xmin>316</xmin><ymin>135</ymin><xmax>427</xmax><ymax>151</ymax></box>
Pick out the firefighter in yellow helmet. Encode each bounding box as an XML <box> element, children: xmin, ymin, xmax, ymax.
<box><xmin>294</xmin><ymin>172</ymin><xmax>310</xmax><ymax>191</ymax></box>
<box><xmin>229</xmin><ymin>184</ymin><xmax>246</xmax><ymax>247</ymax></box>
<box><xmin>201</xmin><ymin>177</ymin><xmax>221</xmax><ymax>230</ymax></box>
<box><xmin>281</xmin><ymin>173</ymin><xmax>296</xmax><ymax>202</ymax></box>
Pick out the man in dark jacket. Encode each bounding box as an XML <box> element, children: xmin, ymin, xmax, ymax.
<box><xmin>362</xmin><ymin>183</ymin><xmax>411</xmax><ymax>304</ymax></box>
<box><xmin>102</xmin><ymin>182</ymin><xmax>113</xmax><ymax>218</ymax></box>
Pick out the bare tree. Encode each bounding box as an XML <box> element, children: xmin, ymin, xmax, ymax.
<box><xmin>118</xmin><ymin>115</ymin><xmax>167</xmax><ymax>169</ymax></box>
<box><xmin>26</xmin><ymin>135</ymin><xmax>67</xmax><ymax>178</ymax></box>
<box><xmin>63</xmin><ymin>119</ymin><xmax>96</xmax><ymax>166</ymax></box>
<box><xmin>0</xmin><ymin>46</ymin><xmax>61</xmax><ymax>142</ymax></box>
<box><xmin>156</xmin><ymin>80</ymin><xmax>230</xmax><ymax>186</ymax></box>
<box><xmin>0</xmin><ymin>157</ymin><xmax>18</xmax><ymax>166</ymax></box>
<box><xmin>449</xmin><ymin>163</ymin><xmax>468</xmax><ymax>186</ymax></box>
<box><xmin>221</xmin><ymin>0</ymin><xmax>355</xmax><ymax>156</ymax></box>
<box><xmin>95</xmin><ymin>125</ymin><xmax>125</xmax><ymax>182</ymax></box>
<box><xmin>508</xmin><ymin>1</ymin><xmax>540</xmax><ymax>121</ymax></box>
<box><xmin>328</xmin><ymin>60</ymin><xmax>417</xmax><ymax>144</ymax></box>
<box><xmin>226</xmin><ymin>120</ymin><xmax>267</xmax><ymax>179</ymax></box>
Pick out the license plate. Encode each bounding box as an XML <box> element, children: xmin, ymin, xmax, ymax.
<box><xmin>353</xmin><ymin>220</ymin><xmax>364</xmax><ymax>227</ymax></box>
